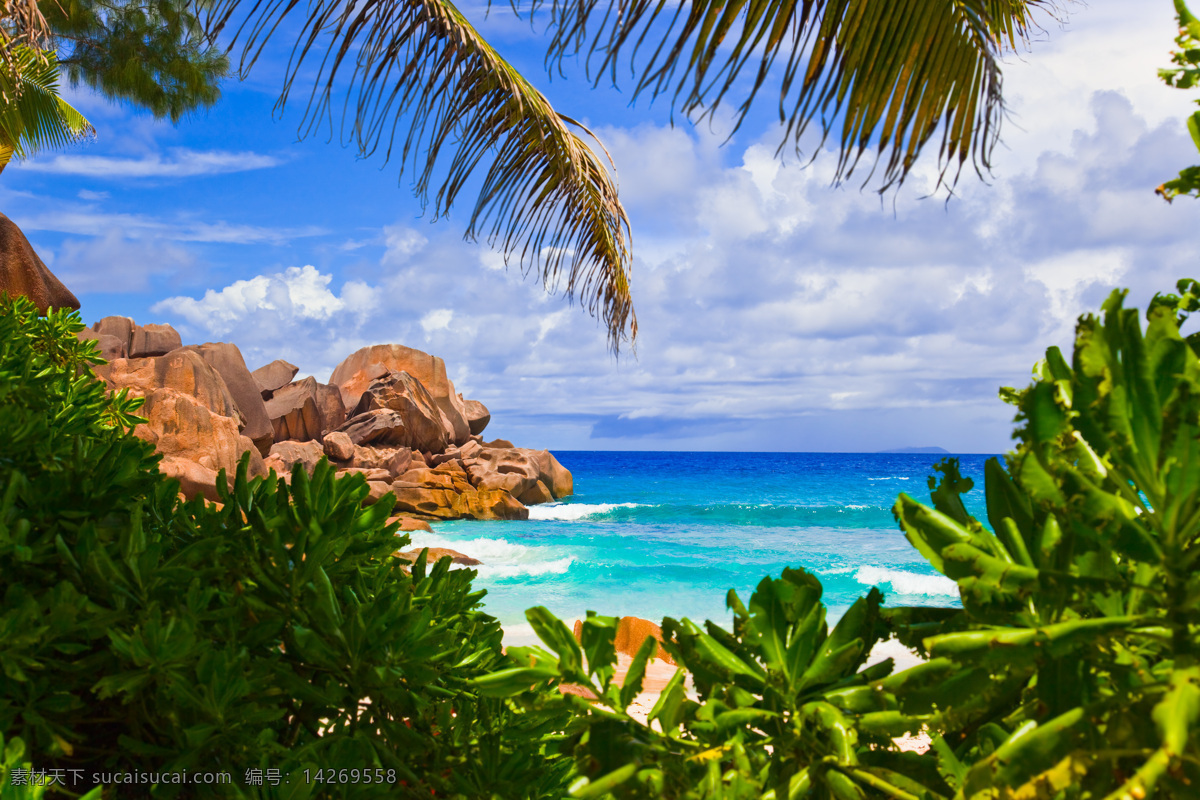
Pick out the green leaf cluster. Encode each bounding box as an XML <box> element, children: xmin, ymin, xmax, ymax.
<box><xmin>1158</xmin><ymin>0</ymin><xmax>1200</xmax><ymax>201</ymax></box>
<box><xmin>0</xmin><ymin>294</ymin><xmax>570</xmax><ymax>798</ymax></box>
<box><xmin>485</xmin><ymin>279</ymin><xmax>1200</xmax><ymax>798</ymax></box>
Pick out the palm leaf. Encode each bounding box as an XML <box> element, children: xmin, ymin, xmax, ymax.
<box><xmin>0</xmin><ymin>46</ymin><xmax>95</xmax><ymax>164</ymax></box>
<box><xmin>531</xmin><ymin>0</ymin><xmax>1058</xmax><ymax>192</ymax></box>
<box><xmin>205</xmin><ymin>0</ymin><xmax>636</xmax><ymax>351</ymax></box>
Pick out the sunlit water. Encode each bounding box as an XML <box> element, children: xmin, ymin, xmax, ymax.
<box><xmin>405</xmin><ymin>451</ymin><xmax>991</xmax><ymax>646</ymax></box>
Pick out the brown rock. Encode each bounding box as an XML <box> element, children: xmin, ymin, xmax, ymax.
<box><xmin>614</xmin><ymin>617</ymin><xmax>675</xmax><ymax>665</ymax></box>
<box><xmin>519</xmin><ymin>449</ymin><xmax>574</xmax><ymax>499</ymax></box>
<box><xmin>323</xmin><ymin>431</ymin><xmax>355</xmax><ymax>461</ymax></box>
<box><xmin>76</xmin><ymin>330</ymin><xmax>127</xmax><ymax>361</ymax></box>
<box><xmin>475</xmin><ymin>471</ymin><xmax>536</xmax><ymax>498</ymax></box>
<box><xmin>330</xmin><ymin>344</ymin><xmax>471</xmax><ymax>445</ymax></box>
<box><xmin>351</xmin><ymin>370</ymin><xmax>449</xmax><ymax>453</ymax></box>
<box><xmin>390</xmin><ymin>486</ymin><xmax>527</xmax><ymax>520</ymax></box>
<box><xmin>134</xmin><ymin>388</ymin><xmax>243</xmax><ymax>476</ymax></box>
<box><xmin>571</xmin><ymin>617</ymin><xmax>675</xmax><ymax>666</ymax></box>
<box><xmin>517</xmin><ymin>479</ymin><xmax>554</xmax><ymax>506</ymax></box>
<box><xmin>184</xmin><ymin>342</ymin><xmax>274</xmax><ymax>454</ymax></box>
<box><xmin>385</xmin><ymin>448</ymin><xmax>413</xmax><ymax>478</ymax></box>
<box><xmin>410</xmin><ymin>451</ymin><xmax>428</xmax><ymax>467</ymax></box>
<box><xmin>237</xmin><ymin>435</ymin><xmax>269</xmax><ymax>479</ymax></box>
<box><xmin>129</xmin><ymin>323</ymin><xmax>182</xmax><ymax>358</ymax></box>
<box><xmin>265</xmin><ymin>377</ymin><xmax>323</xmax><ymax>441</ymax></box>
<box><xmin>483</xmin><ymin>438</ymin><xmax>515</xmax><ymax>449</ymax></box>
<box><xmin>387</xmin><ymin>515</ymin><xmax>433</xmax><ymax>533</ymax></box>
<box><xmin>465</xmin><ymin>448</ymin><xmax>541</xmax><ymax>497</ymax></box>
<box><xmin>399</xmin><ymin>468</ymin><xmax>456</xmax><ymax>490</ymax></box>
<box><xmin>251</xmin><ymin>359</ymin><xmax>298</xmax><ymax>398</ymax></box>
<box><xmin>98</xmin><ymin>350</ymin><xmax>241</xmax><ymax>421</ymax></box>
<box><xmin>337</xmin><ymin>409</ymin><xmax>412</xmax><ymax>448</ymax></box>
<box><xmin>315</xmin><ymin>382</ymin><xmax>347</xmax><ymax>434</ymax></box>
<box><xmin>161</xmin><ymin>457</ymin><xmax>224</xmax><ymax>503</ymax></box>
<box><xmin>0</xmin><ymin>214</ymin><xmax>79</xmax><ymax>313</ymax></box>
<box><xmin>462</xmin><ymin>398</ymin><xmax>490</xmax><ymax>436</ymax></box>
<box><xmin>458</xmin><ymin>489</ymin><xmax>529</xmax><ymax>521</ymax></box>
<box><xmin>363</xmin><ymin>481</ymin><xmax>393</xmax><ymax>505</ymax></box>
<box><xmin>267</xmin><ymin>440</ymin><xmax>325</xmax><ymax>476</ymax></box>
<box><xmin>93</xmin><ymin>316</ymin><xmax>135</xmax><ymax>349</ymax></box>
<box><xmin>394</xmin><ymin>547</ymin><xmax>481</xmax><ymax>566</ymax></box>
<box><xmin>337</xmin><ymin>467</ymin><xmax>391</xmax><ymax>482</ymax></box>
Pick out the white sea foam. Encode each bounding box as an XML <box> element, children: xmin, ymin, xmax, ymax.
<box><xmin>404</xmin><ymin>534</ymin><xmax>575</xmax><ymax>579</ymax></box>
<box><xmin>855</xmin><ymin>566</ymin><xmax>958</xmax><ymax>597</ymax></box>
<box><xmin>526</xmin><ymin>502</ymin><xmax>643</xmax><ymax>521</ymax></box>
<box><xmin>867</xmin><ymin>476</ymin><xmax>911</xmax><ymax>481</ymax></box>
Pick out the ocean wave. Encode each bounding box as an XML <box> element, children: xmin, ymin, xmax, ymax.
<box><xmin>854</xmin><ymin>566</ymin><xmax>958</xmax><ymax>597</ymax></box>
<box><xmin>527</xmin><ymin>502</ymin><xmax>645</xmax><ymax>521</ymax></box>
<box><xmin>405</xmin><ymin>534</ymin><xmax>575</xmax><ymax>579</ymax></box>
<box><xmin>867</xmin><ymin>476</ymin><xmax>911</xmax><ymax>481</ymax></box>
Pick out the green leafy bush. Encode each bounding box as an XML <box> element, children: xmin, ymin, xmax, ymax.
<box><xmin>489</xmin><ymin>281</ymin><xmax>1200</xmax><ymax>799</ymax></box>
<box><xmin>0</xmin><ymin>295</ymin><xmax>570</xmax><ymax>798</ymax></box>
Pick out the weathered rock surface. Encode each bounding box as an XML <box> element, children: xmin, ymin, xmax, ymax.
<box><xmin>251</xmin><ymin>359</ymin><xmax>298</xmax><ymax>398</ymax></box>
<box><xmin>350</xmin><ymin>370</ymin><xmax>449</xmax><ymax>453</ymax></box>
<box><xmin>76</xmin><ymin>330</ymin><xmax>127</xmax><ymax>361</ymax></box>
<box><xmin>266</xmin><ymin>440</ymin><xmax>324</xmax><ymax>476</ymax></box>
<box><xmin>97</xmin><ymin>350</ymin><xmax>242</xmax><ymax>422</ymax></box>
<box><xmin>0</xmin><ymin>213</ymin><xmax>79</xmax><ymax>313</ymax></box>
<box><xmin>323</xmin><ymin>431</ymin><xmax>355</xmax><ymax>461</ymax></box>
<box><xmin>184</xmin><ymin>342</ymin><xmax>274</xmax><ymax>454</ymax></box>
<box><xmin>130</xmin><ymin>323</ymin><xmax>182</xmax><ymax>358</ymax></box>
<box><xmin>573</xmin><ymin>616</ymin><xmax>676</xmax><ymax>666</ymax></box>
<box><xmin>266</xmin><ymin>377</ymin><xmax>324</xmax><ymax>442</ymax></box>
<box><xmin>462</xmin><ymin>398</ymin><xmax>490</xmax><ymax>436</ymax></box>
<box><xmin>78</xmin><ymin>315</ymin><xmax>568</xmax><ymax>520</ymax></box>
<box><xmin>330</xmin><ymin>344</ymin><xmax>471</xmax><ymax>446</ymax></box>
<box><xmin>395</xmin><ymin>547</ymin><xmax>482</xmax><ymax>566</ymax></box>
<box><xmin>387</xmin><ymin>515</ymin><xmax>433</xmax><ymax>533</ymax></box>
<box><xmin>391</xmin><ymin>487</ymin><xmax>528</xmax><ymax>520</ymax></box>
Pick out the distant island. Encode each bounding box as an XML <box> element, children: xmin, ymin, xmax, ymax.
<box><xmin>878</xmin><ymin>446</ymin><xmax>951</xmax><ymax>454</ymax></box>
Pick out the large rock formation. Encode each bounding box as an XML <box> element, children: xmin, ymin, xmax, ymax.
<box><xmin>0</xmin><ymin>213</ymin><xmax>79</xmax><ymax>314</ymax></box>
<box><xmin>82</xmin><ymin>318</ymin><xmax>571</xmax><ymax>521</ymax></box>
<box><xmin>330</xmin><ymin>344</ymin><xmax>473</xmax><ymax>446</ymax></box>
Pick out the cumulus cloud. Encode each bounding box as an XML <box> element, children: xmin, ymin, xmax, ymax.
<box><xmin>153</xmin><ymin>265</ymin><xmax>379</xmax><ymax>377</ymax></box>
<box><xmin>22</xmin><ymin>149</ymin><xmax>281</xmax><ymax>179</ymax></box>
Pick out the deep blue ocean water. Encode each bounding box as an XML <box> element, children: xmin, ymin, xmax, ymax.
<box><xmin>406</xmin><ymin>451</ymin><xmax>993</xmax><ymax>646</ymax></box>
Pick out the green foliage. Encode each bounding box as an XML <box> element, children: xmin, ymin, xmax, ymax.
<box><xmin>1</xmin><ymin>734</ymin><xmax>101</xmax><ymax>800</ymax></box>
<box><xmin>1159</xmin><ymin>0</ymin><xmax>1200</xmax><ymax>201</ymax></box>
<box><xmin>0</xmin><ymin>46</ymin><xmax>93</xmax><ymax>169</ymax></box>
<box><xmin>0</xmin><ymin>294</ymin><xmax>570</xmax><ymax>798</ymax></box>
<box><xmin>42</xmin><ymin>0</ymin><xmax>226</xmax><ymax>122</ymax></box>
<box><xmin>486</xmin><ymin>279</ymin><xmax>1200</xmax><ymax>799</ymax></box>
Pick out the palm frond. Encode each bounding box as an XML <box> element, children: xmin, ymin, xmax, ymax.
<box><xmin>0</xmin><ymin>47</ymin><xmax>96</xmax><ymax>162</ymax></box>
<box><xmin>531</xmin><ymin>0</ymin><xmax>1059</xmax><ymax>193</ymax></box>
<box><xmin>206</xmin><ymin>0</ymin><xmax>636</xmax><ymax>351</ymax></box>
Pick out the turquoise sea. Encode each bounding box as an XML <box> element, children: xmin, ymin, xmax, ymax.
<box><xmin>406</xmin><ymin>452</ymin><xmax>991</xmax><ymax>646</ymax></box>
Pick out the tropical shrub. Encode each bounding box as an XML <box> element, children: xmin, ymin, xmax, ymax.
<box><xmin>487</xmin><ymin>280</ymin><xmax>1200</xmax><ymax>799</ymax></box>
<box><xmin>0</xmin><ymin>295</ymin><xmax>570</xmax><ymax>798</ymax></box>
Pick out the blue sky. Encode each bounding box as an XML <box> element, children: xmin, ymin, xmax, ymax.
<box><xmin>7</xmin><ymin>1</ymin><xmax>1200</xmax><ymax>453</ymax></box>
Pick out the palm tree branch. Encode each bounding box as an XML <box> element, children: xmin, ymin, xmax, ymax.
<box><xmin>205</xmin><ymin>0</ymin><xmax>636</xmax><ymax>350</ymax></box>
<box><xmin>528</xmin><ymin>0</ymin><xmax>1059</xmax><ymax>192</ymax></box>
<box><xmin>0</xmin><ymin>47</ymin><xmax>95</xmax><ymax>160</ymax></box>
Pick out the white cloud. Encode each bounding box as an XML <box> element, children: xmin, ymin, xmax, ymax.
<box><xmin>152</xmin><ymin>266</ymin><xmax>381</xmax><ymax>380</ymax></box>
<box><xmin>13</xmin><ymin>209</ymin><xmax>324</xmax><ymax>245</ymax></box>
<box><xmin>21</xmin><ymin>149</ymin><xmax>281</xmax><ymax>179</ymax></box>
<box><xmin>420</xmin><ymin>309</ymin><xmax>454</xmax><ymax>334</ymax></box>
<box><xmin>77</xmin><ymin>189</ymin><xmax>110</xmax><ymax>201</ymax></box>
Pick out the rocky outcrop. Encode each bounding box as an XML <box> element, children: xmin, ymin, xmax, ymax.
<box><xmin>573</xmin><ymin>616</ymin><xmax>676</xmax><ymax>666</ymax></box>
<box><xmin>252</xmin><ymin>359</ymin><xmax>298</xmax><ymax>398</ymax></box>
<box><xmin>184</xmin><ymin>342</ymin><xmax>273</xmax><ymax>455</ymax></box>
<box><xmin>80</xmin><ymin>317</ymin><xmax>570</xmax><ymax>520</ymax></box>
<box><xmin>330</xmin><ymin>344</ymin><xmax>473</xmax><ymax>446</ymax></box>
<box><xmin>395</xmin><ymin>547</ymin><xmax>481</xmax><ymax>566</ymax></box>
<box><xmin>130</xmin><ymin>323</ymin><xmax>182</xmax><ymax>358</ymax></box>
<box><xmin>0</xmin><ymin>213</ymin><xmax>79</xmax><ymax>314</ymax></box>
